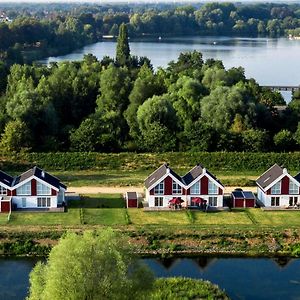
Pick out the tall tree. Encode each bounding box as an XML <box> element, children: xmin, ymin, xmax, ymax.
<box><xmin>116</xmin><ymin>23</ymin><xmax>130</xmax><ymax>66</ymax></box>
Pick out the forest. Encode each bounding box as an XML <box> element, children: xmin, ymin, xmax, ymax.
<box><xmin>1</xmin><ymin>2</ymin><xmax>300</xmax><ymax>66</ymax></box>
<box><xmin>0</xmin><ymin>22</ymin><xmax>299</xmax><ymax>154</ymax></box>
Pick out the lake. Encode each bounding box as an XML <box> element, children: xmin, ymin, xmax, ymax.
<box><xmin>3</xmin><ymin>256</ymin><xmax>300</xmax><ymax>300</ymax></box>
<box><xmin>38</xmin><ymin>36</ymin><xmax>300</xmax><ymax>102</ymax></box>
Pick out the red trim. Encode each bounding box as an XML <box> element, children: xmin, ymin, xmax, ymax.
<box><xmin>201</xmin><ymin>176</ymin><xmax>208</xmax><ymax>195</ymax></box>
<box><xmin>218</xmin><ymin>187</ymin><xmax>223</xmax><ymax>195</ymax></box>
<box><xmin>31</xmin><ymin>179</ymin><xmax>37</xmax><ymax>196</ymax></box>
<box><xmin>51</xmin><ymin>189</ymin><xmax>57</xmax><ymax>196</ymax></box>
<box><xmin>12</xmin><ymin>190</ymin><xmax>16</xmax><ymax>196</ymax></box>
<box><xmin>7</xmin><ymin>190</ymin><xmax>11</xmax><ymax>196</ymax></box>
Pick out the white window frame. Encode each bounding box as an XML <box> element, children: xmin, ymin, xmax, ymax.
<box><xmin>271</xmin><ymin>181</ymin><xmax>281</xmax><ymax>194</ymax></box>
<box><xmin>154</xmin><ymin>181</ymin><xmax>164</xmax><ymax>195</ymax></box>
<box><xmin>16</xmin><ymin>182</ymin><xmax>31</xmax><ymax>196</ymax></box>
<box><xmin>172</xmin><ymin>181</ymin><xmax>182</xmax><ymax>194</ymax></box>
<box><xmin>208</xmin><ymin>196</ymin><xmax>218</xmax><ymax>206</ymax></box>
<box><xmin>37</xmin><ymin>181</ymin><xmax>51</xmax><ymax>195</ymax></box>
<box><xmin>271</xmin><ymin>196</ymin><xmax>280</xmax><ymax>206</ymax></box>
<box><xmin>37</xmin><ymin>197</ymin><xmax>51</xmax><ymax>208</ymax></box>
<box><xmin>190</xmin><ymin>182</ymin><xmax>200</xmax><ymax>195</ymax></box>
<box><xmin>208</xmin><ymin>180</ymin><xmax>218</xmax><ymax>195</ymax></box>
<box><xmin>289</xmin><ymin>180</ymin><xmax>298</xmax><ymax>195</ymax></box>
<box><xmin>0</xmin><ymin>186</ymin><xmax>7</xmax><ymax>195</ymax></box>
<box><xmin>154</xmin><ymin>197</ymin><xmax>163</xmax><ymax>207</ymax></box>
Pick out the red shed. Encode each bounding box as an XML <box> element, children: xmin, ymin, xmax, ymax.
<box><xmin>126</xmin><ymin>192</ymin><xmax>138</xmax><ymax>208</ymax></box>
<box><xmin>232</xmin><ymin>190</ymin><xmax>256</xmax><ymax>208</ymax></box>
<box><xmin>0</xmin><ymin>197</ymin><xmax>11</xmax><ymax>213</ymax></box>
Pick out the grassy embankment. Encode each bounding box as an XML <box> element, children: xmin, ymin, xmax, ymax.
<box><xmin>1</xmin><ymin>194</ymin><xmax>300</xmax><ymax>257</ymax></box>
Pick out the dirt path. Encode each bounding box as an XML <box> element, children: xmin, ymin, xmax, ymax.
<box><xmin>68</xmin><ymin>186</ymin><xmax>256</xmax><ymax>194</ymax></box>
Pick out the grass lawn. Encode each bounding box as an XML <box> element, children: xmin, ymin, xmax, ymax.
<box><xmin>68</xmin><ymin>194</ymin><xmax>124</xmax><ymax>208</ymax></box>
<box><xmin>248</xmin><ymin>209</ymin><xmax>300</xmax><ymax>226</ymax></box>
<box><xmin>192</xmin><ymin>210</ymin><xmax>253</xmax><ymax>225</ymax></box>
<box><xmin>0</xmin><ymin>214</ymin><xmax>9</xmax><ymax>225</ymax></box>
<box><xmin>83</xmin><ymin>208</ymin><xmax>126</xmax><ymax>225</ymax></box>
<box><xmin>9</xmin><ymin>209</ymin><xmax>80</xmax><ymax>226</ymax></box>
<box><xmin>128</xmin><ymin>210</ymin><xmax>190</xmax><ymax>225</ymax></box>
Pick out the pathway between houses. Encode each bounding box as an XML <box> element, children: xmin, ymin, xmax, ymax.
<box><xmin>68</xmin><ymin>186</ymin><xmax>257</xmax><ymax>195</ymax></box>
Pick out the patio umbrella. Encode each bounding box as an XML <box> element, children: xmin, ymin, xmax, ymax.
<box><xmin>192</xmin><ymin>197</ymin><xmax>207</xmax><ymax>204</ymax></box>
<box><xmin>169</xmin><ymin>197</ymin><xmax>184</xmax><ymax>205</ymax></box>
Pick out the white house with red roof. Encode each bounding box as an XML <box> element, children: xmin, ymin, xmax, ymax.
<box><xmin>256</xmin><ymin>164</ymin><xmax>300</xmax><ymax>208</ymax></box>
<box><xmin>0</xmin><ymin>166</ymin><xmax>66</xmax><ymax>212</ymax></box>
<box><xmin>144</xmin><ymin>163</ymin><xmax>224</xmax><ymax>208</ymax></box>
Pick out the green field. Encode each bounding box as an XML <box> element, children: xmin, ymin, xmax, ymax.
<box><xmin>4</xmin><ymin>207</ymin><xmax>300</xmax><ymax>228</ymax></box>
<box><xmin>68</xmin><ymin>194</ymin><xmax>125</xmax><ymax>208</ymax></box>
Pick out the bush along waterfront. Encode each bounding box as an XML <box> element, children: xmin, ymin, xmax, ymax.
<box><xmin>2</xmin><ymin>226</ymin><xmax>300</xmax><ymax>258</ymax></box>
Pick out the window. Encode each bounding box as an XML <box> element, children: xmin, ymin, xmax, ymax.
<box><xmin>22</xmin><ymin>198</ymin><xmax>26</xmax><ymax>208</ymax></box>
<box><xmin>37</xmin><ymin>182</ymin><xmax>51</xmax><ymax>195</ymax></box>
<box><xmin>208</xmin><ymin>180</ymin><xmax>218</xmax><ymax>195</ymax></box>
<box><xmin>271</xmin><ymin>197</ymin><xmax>280</xmax><ymax>206</ymax></box>
<box><xmin>16</xmin><ymin>182</ymin><xmax>31</xmax><ymax>195</ymax></box>
<box><xmin>0</xmin><ymin>186</ymin><xmax>7</xmax><ymax>195</ymax></box>
<box><xmin>154</xmin><ymin>181</ymin><xmax>164</xmax><ymax>195</ymax></box>
<box><xmin>289</xmin><ymin>197</ymin><xmax>298</xmax><ymax>206</ymax></box>
<box><xmin>190</xmin><ymin>182</ymin><xmax>200</xmax><ymax>194</ymax></box>
<box><xmin>172</xmin><ymin>181</ymin><xmax>182</xmax><ymax>194</ymax></box>
<box><xmin>271</xmin><ymin>181</ymin><xmax>281</xmax><ymax>194</ymax></box>
<box><xmin>154</xmin><ymin>197</ymin><xmax>163</xmax><ymax>207</ymax></box>
<box><xmin>208</xmin><ymin>197</ymin><xmax>218</xmax><ymax>206</ymax></box>
<box><xmin>289</xmin><ymin>181</ymin><xmax>298</xmax><ymax>195</ymax></box>
<box><xmin>37</xmin><ymin>197</ymin><xmax>51</xmax><ymax>207</ymax></box>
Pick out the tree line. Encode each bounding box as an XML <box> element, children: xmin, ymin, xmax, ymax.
<box><xmin>0</xmin><ymin>23</ymin><xmax>299</xmax><ymax>153</ymax></box>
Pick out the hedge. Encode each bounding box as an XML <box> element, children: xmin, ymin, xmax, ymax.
<box><xmin>0</xmin><ymin>152</ymin><xmax>299</xmax><ymax>172</ymax></box>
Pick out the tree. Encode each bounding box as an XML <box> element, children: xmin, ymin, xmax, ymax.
<box><xmin>241</xmin><ymin>129</ymin><xmax>269</xmax><ymax>152</ymax></box>
<box><xmin>27</xmin><ymin>229</ymin><xmax>154</xmax><ymax>300</ymax></box>
<box><xmin>273</xmin><ymin>129</ymin><xmax>295</xmax><ymax>151</ymax></box>
<box><xmin>0</xmin><ymin>119</ymin><xmax>32</xmax><ymax>153</ymax></box>
<box><xmin>116</xmin><ymin>23</ymin><xmax>130</xmax><ymax>66</ymax></box>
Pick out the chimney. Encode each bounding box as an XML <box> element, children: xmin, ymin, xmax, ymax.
<box><xmin>41</xmin><ymin>170</ymin><xmax>45</xmax><ymax>178</ymax></box>
<box><xmin>283</xmin><ymin>168</ymin><xmax>287</xmax><ymax>174</ymax></box>
<box><xmin>203</xmin><ymin>168</ymin><xmax>206</xmax><ymax>174</ymax></box>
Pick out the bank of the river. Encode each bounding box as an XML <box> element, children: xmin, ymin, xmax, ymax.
<box><xmin>0</xmin><ymin>225</ymin><xmax>300</xmax><ymax>258</ymax></box>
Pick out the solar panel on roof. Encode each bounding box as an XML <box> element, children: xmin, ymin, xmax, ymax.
<box><xmin>232</xmin><ymin>191</ymin><xmax>243</xmax><ymax>198</ymax></box>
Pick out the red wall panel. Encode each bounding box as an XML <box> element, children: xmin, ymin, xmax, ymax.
<box><xmin>281</xmin><ymin>176</ymin><xmax>289</xmax><ymax>195</ymax></box>
<box><xmin>164</xmin><ymin>176</ymin><xmax>173</xmax><ymax>195</ymax></box>
<box><xmin>201</xmin><ymin>176</ymin><xmax>208</xmax><ymax>195</ymax></box>
<box><xmin>51</xmin><ymin>189</ymin><xmax>57</xmax><ymax>196</ymax></box>
<box><xmin>245</xmin><ymin>199</ymin><xmax>255</xmax><ymax>207</ymax></box>
<box><xmin>1</xmin><ymin>201</ymin><xmax>10</xmax><ymax>212</ymax></box>
<box><xmin>235</xmin><ymin>199</ymin><xmax>244</xmax><ymax>208</ymax></box>
<box><xmin>218</xmin><ymin>187</ymin><xmax>223</xmax><ymax>195</ymax></box>
<box><xmin>127</xmin><ymin>199</ymin><xmax>138</xmax><ymax>208</ymax></box>
<box><xmin>31</xmin><ymin>179</ymin><xmax>37</xmax><ymax>196</ymax></box>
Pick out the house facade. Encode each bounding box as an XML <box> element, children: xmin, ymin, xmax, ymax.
<box><xmin>0</xmin><ymin>166</ymin><xmax>66</xmax><ymax>212</ymax></box>
<box><xmin>144</xmin><ymin>164</ymin><xmax>224</xmax><ymax>208</ymax></box>
<box><xmin>256</xmin><ymin>164</ymin><xmax>300</xmax><ymax>207</ymax></box>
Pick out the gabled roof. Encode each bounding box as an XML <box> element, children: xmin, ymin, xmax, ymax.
<box><xmin>13</xmin><ymin>166</ymin><xmax>66</xmax><ymax>190</ymax></box>
<box><xmin>183</xmin><ymin>164</ymin><xmax>224</xmax><ymax>187</ymax></box>
<box><xmin>182</xmin><ymin>164</ymin><xmax>203</xmax><ymax>185</ymax></box>
<box><xmin>144</xmin><ymin>164</ymin><xmax>183</xmax><ymax>189</ymax></box>
<box><xmin>256</xmin><ymin>164</ymin><xmax>284</xmax><ymax>190</ymax></box>
<box><xmin>0</xmin><ymin>171</ymin><xmax>14</xmax><ymax>188</ymax></box>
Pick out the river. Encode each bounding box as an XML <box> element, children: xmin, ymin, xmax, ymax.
<box><xmin>3</xmin><ymin>257</ymin><xmax>300</xmax><ymax>300</ymax></box>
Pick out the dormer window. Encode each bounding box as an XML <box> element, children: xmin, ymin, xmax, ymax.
<box><xmin>154</xmin><ymin>181</ymin><xmax>164</xmax><ymax>195</ymax></box>
<box><xmin>172</xmin><ymin>181</ymin><xmax>182</xmax><ymax>194</ymax></box>
<box><xmin>271</xmin><ymin>181</ymin><xmax>281</xmax><ymax>194</ymax></box>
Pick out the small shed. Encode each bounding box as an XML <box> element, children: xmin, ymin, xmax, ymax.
<box><xmin>0</xmin><ymin>197</ymin><xmax>11</xmax><ymax>213</ymax></box>
<box><xmin>125</xmin><ymin>192</ymin><xmax>138</xmax><ymax>208</ymax></box>
<box><xmin>232</xmin><ymin>190</ymin><xmax>256</xmax><ymax>208</ymax></box>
